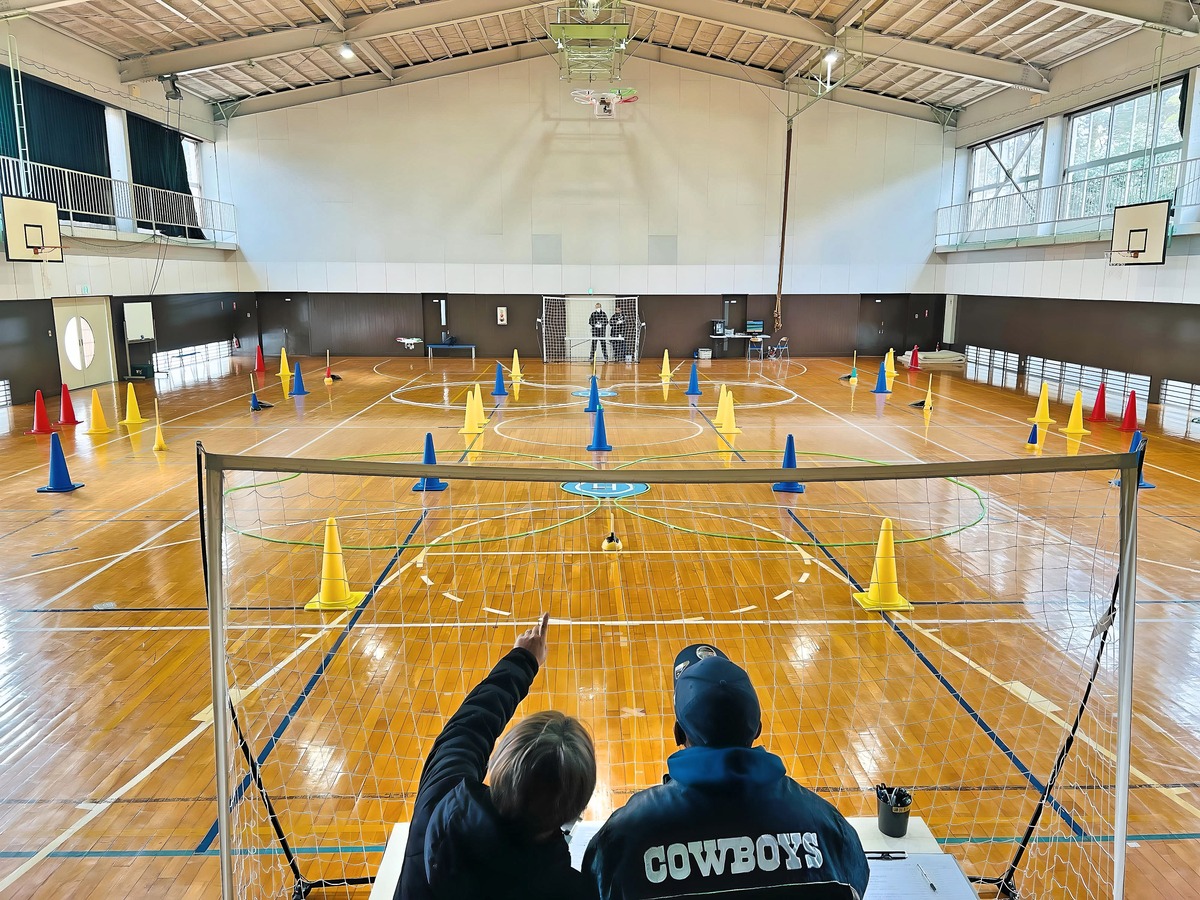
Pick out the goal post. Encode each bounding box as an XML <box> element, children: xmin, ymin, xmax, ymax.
<box><xmin>540</xmin><ymin>295</ymin><xmax>640</xmax><ymax>362</ymax></box>
<box><xmin>199</xmin><ymin>444</ymin><xmax>1142</xmax><ymax>900</ymax></box>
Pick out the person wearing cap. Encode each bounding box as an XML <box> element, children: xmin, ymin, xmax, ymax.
<box><xmin>396</xmin><ymin>614</ymin><xmax>597</xmax><ymax>900</ymax></box>
<box><xmin>582</xmin><ymin>644</ymin><xmax>869</xmax><ymax>900</ymax></box>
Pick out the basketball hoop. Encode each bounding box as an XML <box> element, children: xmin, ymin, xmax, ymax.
<box><xmin>1105</xmin><ymin>249</ymin><xmax>1141</xmax><ymax>266</ymax></box>
<box><xmin>31</xmin><ymin>245</ymin><xmax>63</xmax><ymax>257</ymax></box>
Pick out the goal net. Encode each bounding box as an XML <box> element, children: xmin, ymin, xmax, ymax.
<box><xmin>201</xmin><ymin>446</ymin><xmax>1141</xmax><ymax>900</ymax></box>
<box><xmin>541</xmin><ymin>295</ymin><xmax>640</xmax><ymax>363</ymax></box>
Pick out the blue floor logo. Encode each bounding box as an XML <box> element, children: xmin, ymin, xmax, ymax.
<box><xmin>570</xmin><ymin>389</ymin><xmax>618</xmax><ymax>398</ymax></box>
<box><xmin>561</xmin><ymin>481</ymin><xmax>650</xmax><ymax>500</ymax></box>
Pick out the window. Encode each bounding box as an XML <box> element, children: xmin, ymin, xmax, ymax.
<box><xmin>968</xmin><ymin>126</ymin><xmax>1044</xmax><ymax>204</ymax></box>
<box><xmin>1062</xmin><ymin>81</ymin><xmax>1184</xmax><ymax>217</ymax></box>
<box><xmin>0</xmin><ymin>378</ymin><xmax>10</xmax><ymax>408</ymax></box>
<box><xmin>965</xmin><ymin>345</ymin><xmax>1019</xmax><ymax>389</ymax></box>
<box><xmin>152</xmin><ymin>340</ymin><xmax>232</xmax><ymax>371</ymax></box>
<box><xmin>1023</xmin><ymin>356</ymin><xmax>1149</xmax><ymax>407</ymax></box>
<box><xmin>182</xmin><ymin>138</ymin><xmax>203</xmax><ymax>199</ymax></box>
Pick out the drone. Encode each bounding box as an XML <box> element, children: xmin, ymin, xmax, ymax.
<box><xmin>572</xmin><ymin>88</ymin><xmax>638</xmax><ymax>118</ymax></box>
<box><xmin>395</xmin><ymin>337</ymin><xmax>424</xmax><ymax>350</ymax></box>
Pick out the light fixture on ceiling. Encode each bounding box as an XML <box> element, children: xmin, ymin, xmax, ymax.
<box><xmin>158</xmin><ymin>74</ymin><xmax>182</xmax><ymax>101</ymax></box>
<box><xmin>339</xmin><ymin>41</ymin><xmax>355</xmax><ymax>59</ymax></box>
<box><xmin>821</xmin><ymin>48</ymin><xmax>839</xmax><ymax>93</ymax></box>
<box><xmin>823</xmin><ymin>48</ymin><xmax>839</xmax><ymax>66</ymax></box>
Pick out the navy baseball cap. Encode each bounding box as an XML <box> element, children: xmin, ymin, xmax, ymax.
<box><xmin>672</xmin><ymin>644</ymin><xmax>761</xmax><ymax>748</ymax></box>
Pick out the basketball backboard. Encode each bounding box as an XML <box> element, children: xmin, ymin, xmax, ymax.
<box><xmin>1108</xmin><ymin>199</ymin><xmax>1170</xmax><ymax>266</ymax></box>
<box><xmin>2</xmin><ymin>196</ymin><xmax>63</xmax><ymax>262</ymax></box>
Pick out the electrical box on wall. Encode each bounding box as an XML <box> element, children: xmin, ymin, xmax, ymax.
<box><xmin>497</xmin><ymin>307</ymin><xmax>508</xmax><ymax>325</ymax></box>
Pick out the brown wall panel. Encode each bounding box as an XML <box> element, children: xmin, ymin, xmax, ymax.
<box><xmin>308</xmin><ymin>294</ymin><xmax>424</xmax><ymax>356</ymax></box>
<box><xmin>781</xmin><ymin>295</ymin><xmax>860</xmax><ymax>355</ymax></box>
<box><xmin>0</xmin><ymin>299</ymin><xmax>60</xmax><ymax>405</ymax></box>
<box><xmin>110</xmin><ymin>292</ymin><xmax>242</xmax><ymax>379</ymax></box>
<box><xmin>956</xmin><ymin>295</ymin><xmax>1200</xmax><ymax>383</ymax></box>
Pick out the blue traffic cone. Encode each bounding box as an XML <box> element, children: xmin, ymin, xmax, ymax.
<box><xmin>685</xmin><ymin>362</ymin><xmax>702</xmax><ymax>396</ymax></box>
<box><xmin>585</xmin><ymin>376</ymin><xmax>601</xmax><ymax>413</ymax></box>
<box><xmin>38</xmin><ymin>432</ymin><xmax>83</xmax><ymax>493</ymax></box>
<box><xmin>772</xmin><ymin>434</ymin><xmax>805</xmax><ymax>494</ymax></box>
<box><xmin>491</xmin><ymin>362</ymin><xmax>508</xmax><ymax>397</ymax></box>
<box><xmin>1025</xmin><ymin>424</ymin><xmax>1039</xmax><ymax>448</ymax></box>
<box><xmin>1112</xmin><ymin>431</ymin><xmax>1156</xmax><ymax>489</ymax></box>
<box><xmin>870</xmin><ymin>365</ymin><xmax>891</xmax><ymax>394</ymax></box>
<box><xmin>587</xmin><ymin>405</ymin><xmax>613</xmax><ymax>452</ymax></box>
<box><xmin>250</xmin><ymin>391</ymin><xmax>262</xmax><ymax>411</ymax></box>
<box><xmin>413</xmin><ymin>432</ymin><xmax>449</xmax><ymax>492</ymax></box>
<box><xmin>289</xmin><ymin>362</ymin><xmax>309</xmax><ymax>396</ymax></box>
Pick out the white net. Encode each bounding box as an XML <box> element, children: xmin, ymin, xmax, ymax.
<box><xmin>204</xmin><ymin>448</ymin><xmax>1135</xmax><ymax>899</ymax></box>
<box><xmin>541</xmin><ymin>296</ymin><xmax>640</xmax><ymax>363</ymax></box>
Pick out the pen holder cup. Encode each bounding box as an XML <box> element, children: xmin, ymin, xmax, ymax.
<box><xmin>878</xmin><ymin>795</ymin><xmax>912</xmax><ymax>838</ymax></box>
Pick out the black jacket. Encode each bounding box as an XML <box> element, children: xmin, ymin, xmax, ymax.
<box><xmin>395</xmin><ymin>648</ymin><xmax>590</xmax><ymax>900</ymax></box>
<box><xmin>589</xmin><ymin>310</ymin><xmax>608</xmax><ymax>334</ymax></box>
<box><xmin>582</xmin><ymin>746</ymin><xmax>869</xmax><ymax>900</ymax></box>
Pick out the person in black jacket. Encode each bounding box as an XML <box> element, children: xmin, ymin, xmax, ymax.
<box><xmin>582</xmin><ymin>644</ymin><xmax>869</xmax><ymax>900</ymax></box>
<box><xmin>588</xmin><ymin>304</ymin><xmax>609</xmax><ymax>361</ymax></box>
<box><xmin>395</xmin><ymin>613</ymin><xmax>596</xmax><ymax>900</ymax></box>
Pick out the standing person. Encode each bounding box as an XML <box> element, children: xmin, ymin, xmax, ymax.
<box><xmin>396</xmin><ymin>614</ymin><xmax>597</xmax><ymax>900</ymax></box>
<box><xmin>583</xmin><ymin>644</ymin><xmax>869</xmax><ymax>900</ymax></box>
<box><xmin>588</xmin><ymin>303</ymin><xmax>609</xmax><ymax>362</ymax></box>
<box><xmin>609</xmin><ymin>308</ymin><xmax>627</xmax><ymax>362</ymax></box>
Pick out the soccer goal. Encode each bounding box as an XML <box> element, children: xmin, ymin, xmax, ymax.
<box><xmin>200</xmin><ymin>445</ymin><xmax>1142</xmax><ymax>900</ymax></box>
<box><xmin>540</xmin><ymin>295</ymin><xmax>641</xmax><ymax>363</ymax></box>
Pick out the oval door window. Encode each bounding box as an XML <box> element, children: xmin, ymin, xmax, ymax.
<box><xmin>64</xmin><ymin>316</ymin><xmax>96</xmax><ymax>370</ymax></box>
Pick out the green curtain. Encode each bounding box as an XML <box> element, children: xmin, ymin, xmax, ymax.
<box><xmin>128</xmin><ymin>113</ymin><xmax>204</xmax><ymax>239</ymax></box>
<box><xmin>0</xmin><ymin>66</ymin><xmax>113</xmax><ymax>225</ymax></box>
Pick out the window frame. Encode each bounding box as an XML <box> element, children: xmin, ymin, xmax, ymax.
<box><xmin>967</xmin><ymin>124</ymin><xmax>1046</xmax><ymax>205</ymax></box>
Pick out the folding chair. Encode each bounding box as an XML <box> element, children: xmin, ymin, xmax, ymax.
<box><xmin>747</xmin><ymin>336</ymin><xmax>765</xmax><ymax>360</ymax></box>
<box><xmin>771</xmin><ymin>336</ymin><xmax>790</xmax><ymax>360</ymax></box>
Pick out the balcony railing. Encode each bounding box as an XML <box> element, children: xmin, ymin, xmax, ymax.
<box><xmin>0</xmin><ymin>156</ymin><xmax>236</xmax><ymax>245</ymax></box>
<box><xmin>936</xmin><ymin>156</ymin><xmax>1200</xmax><ymax>248</ymax></box>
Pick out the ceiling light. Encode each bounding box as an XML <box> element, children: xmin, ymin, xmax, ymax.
<box><xmin>339</xmin><ymin>41</ymin><xmax>355</xmax><ymax>59</ymax></box>
<box><xmin>823</xmin><ymin>48</ymin><xmax>839</xmax><ymax>65</ymax></box>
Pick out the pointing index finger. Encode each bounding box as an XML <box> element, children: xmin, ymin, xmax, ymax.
<box><xmin>539</xmin><ymin>612</ymin><xmax>550</xmax><ymax>635</ymax></box>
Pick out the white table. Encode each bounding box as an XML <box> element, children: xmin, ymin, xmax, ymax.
<box><xmin>370</xmin><ymin>815</ymin><xmax>977</xmax><ymax>899</ymax></box>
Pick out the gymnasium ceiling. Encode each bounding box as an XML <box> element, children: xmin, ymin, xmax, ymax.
<box><xmin>25</xmin><ymin>0</ymin><xmax>1197</xmax><ymax>120</ymax></box>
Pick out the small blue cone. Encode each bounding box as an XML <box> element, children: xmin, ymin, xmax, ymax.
<box><xmin>685</xmin><ymin>362</ymin><xmax>702</xmax><ymax>396</ymax></box>
<box><xmin>587</xmin><ymin>405</ymin><xmax>613</xmax><ymax>452</ymax></box>
<box><xmin>585</xmin><ymin>376</ymin><xmax>601</xmax><ymax>413</ymax></box>
<box><xmin>772</xmin><ymin>434</ymin><xmax>805</xmax><ymax>494</ymax></box>
<box><xmin>289</xmin><ymin>362</ymin><xmax>309</xmax><ymax>396</ymax></box>
<box><xmin>1112</xmin><ymin>431</ymin><xmax>1156</xmax><ymax>489</ymax></box>
<box><xmin>38</xmin><ymin>433</ymin><xmax>83</xmax><ymax>493</ymax></box>
<box><xmin>870</xmin><ymin>365</ymin><xmax>891</xmax><ymax>394</ymax></box>
<box><xmin>850</xmin><ymin>367</ymin><xmax>858</xmax><ymax>380</ymax></box>
<box><xmin>1026</xmin><ymin>424</ymin><xmax>1039</xmax><ymax>446</ymax></box>
<box><xmin>491</xmin><ymin>362</ymin><xmax>508</xmax><ymax>397</ymax></box>
<box><xmin>413</xmin><ymin>432</ymin><xmax>449</xmax><ymax>492</ymax></box>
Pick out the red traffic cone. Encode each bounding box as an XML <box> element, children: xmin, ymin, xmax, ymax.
<box><xmin>57</xmin><ymin>384</ymin><xmax>81</xmax><ymax>426</ymax></box>
<box><xmin>25</xmin><ymin>390</ymin><xmax>59</xmax><ymax>435</ymax></box>
<box><xmin>1118</xmin><ymin>390</ymin><xmax>1138</xmax><ymax>432</ymax></box>
<box><xmin>254</xmin><ymin>345</ymin><xmax>266</xmax><ymax>374</ymax></box>
<box><xmin>1086</xmin><ymin>383</ymin><xmax>1107</xmax><ymax>423</ymax></box>
<box><xmin>909</xmin><ymin>345</ymin><xmax>920</xmax><ymax>370</ymax></box>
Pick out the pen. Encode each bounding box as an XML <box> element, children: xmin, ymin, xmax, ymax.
<box><xmin>916</xmin><ymin>863</ymin><xmax>937</xmax><ymax>892</ymax></box>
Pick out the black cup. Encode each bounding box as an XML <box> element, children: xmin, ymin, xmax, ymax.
<box><xmin>877</xmin><ymin>795</ymin><xmax>912</xmax><ymax>838</ymax></box>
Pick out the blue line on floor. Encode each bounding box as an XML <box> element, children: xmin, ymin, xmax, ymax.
<box><xmin>195</xmin><ymin>511</ymin><xmax>429</xmax><ymax>854</ymax></box>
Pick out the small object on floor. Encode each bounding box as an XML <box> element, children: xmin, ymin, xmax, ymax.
<box><xmin>601</xmin><ymin>532</ymin><xmax>623</xmax><ymax>552</ymax></box>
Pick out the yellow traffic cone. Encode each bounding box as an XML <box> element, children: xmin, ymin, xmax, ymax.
<box><xmin>718</xmin><ymin>390</ymin><xmax>742</xmax><ymax>435</ymax></box>
<box><xmin>660</xmin><ymin>349</ymin><xmax>671</xmax><ymax>383</ymax></box>
<box><xmin>885</xmin><ymin>348</ymin><xmax>896</xmax><ymax>378</ymax></box>
<box><xmin>85</xmin><ymin>389</ymin><xmax>113</xmax><ymax>434</ymax></box>
<box><xmin>923</xmin><ymin>376</ymin><xmax>934</xmax><ymax>412</ymax></box>
<box><xmin>279</xmin><ymin>346</ymin><xmax>290</xmax><ymax>380</ymax></box>
<box><xmin>472</xmin><ymin>384</ymin><xmax>487</xmax><ymax>430</ymax></box>
<box><xmin>852</xmin><ymin>518</ymin><xmax>911</xmax><ymax>611</ymax></box>
<box><xmin>511</xmin><ymin>350</ymin><xmax>523</xmax><ymax>384</ymax></box>
<box><xmin>152</xmin><ymin>400</ymin><xmax>168</xmax><ymax>452</ymax></box>
<box><xmin>1062</xmin><ymin>390</ymin><xmax>1090</xmax><ymax>436</ymax></box>
<box><xmin>713</xmin><ymin>385</ymin><xmax>729</xmax><ymax>430</ymax></box>
<box><xmin>119</xmin><ymin>383</ymin><xmax>147</xmax><ymax>425</ymax></box>
<box><xmin>459</xmin><ymin>386</ymin><xmax>483</xmax><ymax>435</ymax></box>
<box><xmin>305</xmin><ymin>518</ymin><xmax>367</xmax><ymax>611</ymax></box>
<box><xmin>1027</xmin><ymin>382</ymin><xmax>1056</xmax><ymax>425</ymax></box>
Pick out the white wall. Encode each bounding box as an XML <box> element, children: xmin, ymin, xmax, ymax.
<box><xmin>225</xmin><ymin>55</ymin><xmax>949</xmax><ymax>296</ymax></box>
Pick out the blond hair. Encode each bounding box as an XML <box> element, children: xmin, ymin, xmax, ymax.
<box><xmin>488</xmin><ymin>711</ymin><xmax>596</xmax><ymax>836</ymax></box>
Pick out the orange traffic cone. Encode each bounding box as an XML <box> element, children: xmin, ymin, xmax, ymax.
<box><xmin>909</xmin><ymin>345</ymin><xmax>920</xmax><ymax>370</ymax></box>
<box><xmin>1119</xmin><ymin>390</ymin><xmax>1138</xmax><ymax>432</ymax></box>
<box><xmin>254</xmin><ymin>345</ymin><xmax>266</xmax><ymax>374</ymax></box>
<box><xmin>1086</xmin><ymin>383</ymin><xmax>1107</xmax><ymax>423</ymax></box>
<box><xmin>25</xmin><ymin>390</ymin><xmax>58</xmax><ymax>434</ymax></box>
<box><xmin>305</xmin><ymin>518</ymin><xmax>367</xmax><ymax>611</ymax></box>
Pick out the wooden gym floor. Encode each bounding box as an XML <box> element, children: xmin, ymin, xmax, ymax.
<box><xmin>0</xmin><ymin>353</ymin><xmax>1198</xmax><ymax>898</ymax></box>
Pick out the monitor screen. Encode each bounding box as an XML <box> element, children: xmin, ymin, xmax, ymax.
<box><xmin>745</xmin><ymin>320</ymin><xmax>764</xmax><ymax>334</ymax></box>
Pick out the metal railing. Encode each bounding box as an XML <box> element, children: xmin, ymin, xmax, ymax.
<box><xmin>0</xmin><ymin>155</ymin><xmax>236</xmax><ymax>245</ymax></box>
<box><xmin>936</xmin><ymin>156</ymin><xmax>1200</xmax><ymax>247</ymax></box>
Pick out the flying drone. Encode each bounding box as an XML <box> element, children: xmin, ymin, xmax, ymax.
<box><xmin>572</xmin><ymin>88</ymin><xmax>638</xmax><ymax>118</ymax></box>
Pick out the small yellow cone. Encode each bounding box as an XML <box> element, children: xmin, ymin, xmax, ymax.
<box><xmin>1028</xmin><ymin>382</ymin><xmax>1056</xmax><ymax>425</ymax></box>
<box><xmin>511</xmin><ymin>350</ymin><xmax>523</xmax><ymax>384</ymax></box>
<box><xmin>279</xmin><ymin>347</ymin><xmax>290</xmax><ymax>380</ymax></box>
<box><xmin>459</xmin><ymin>386</ymin><xmax>483</xmax><ymax>435</ymax></box>
<box><xmin>472</xmin><ymin>385</ymin><xmax>487</xmax><ymax>430</ymax></box>
<box><xmin>119</xmin><ymin>383</ymin><xmax>147</xmax><ymax>425</ymax></box>
<box><xmin>305</xmin><ymin>518</ymin><xmax>367</xmax><ymax>611</ymax></box>
<box><xmin>712</xmin><ymin>385</ymin><xmax>729</xmax><ymax>430</ymax></box>
<box><xmin>152</xmin><ymin>400</ymin><xmax>168</xmax><ymax>452</ymax></box>
<box><xmin>660</xmin><ymin>349</ymin><xmax>671</xmax><ymax>383</ymax></box>
<box><xmin>85</xmin><ymin>389</ymin><xmax>113</xmax><ymax>434</ymax></box>
<box><xmin>852</xmin><ymin>518</ymin><xmax>911</xmax><ymax>611</ymax></box>
<box><xmin>923</xmin><ymin>376</ymin><xmax>934</xmax><ymax>412</ymax></box>
<box><xmin>885</xmin><ymin>348</ymin><xmax>896</xmax><ymax>378</ymax></box>
<box><xmin>718</xmin><ymin>390</ymin><xmax>742</xmax><ymax>435</ymax></box>
<box><xmin>1062</xmin><ymin>390</ymin><xmax>1091</xmax><ymax>435</ymax></box>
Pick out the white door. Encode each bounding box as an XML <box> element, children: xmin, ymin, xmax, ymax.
<box><xmin>52</xmin><ymin>296</ymin><xmax>117</xmax><ymax>390</ymax></box>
